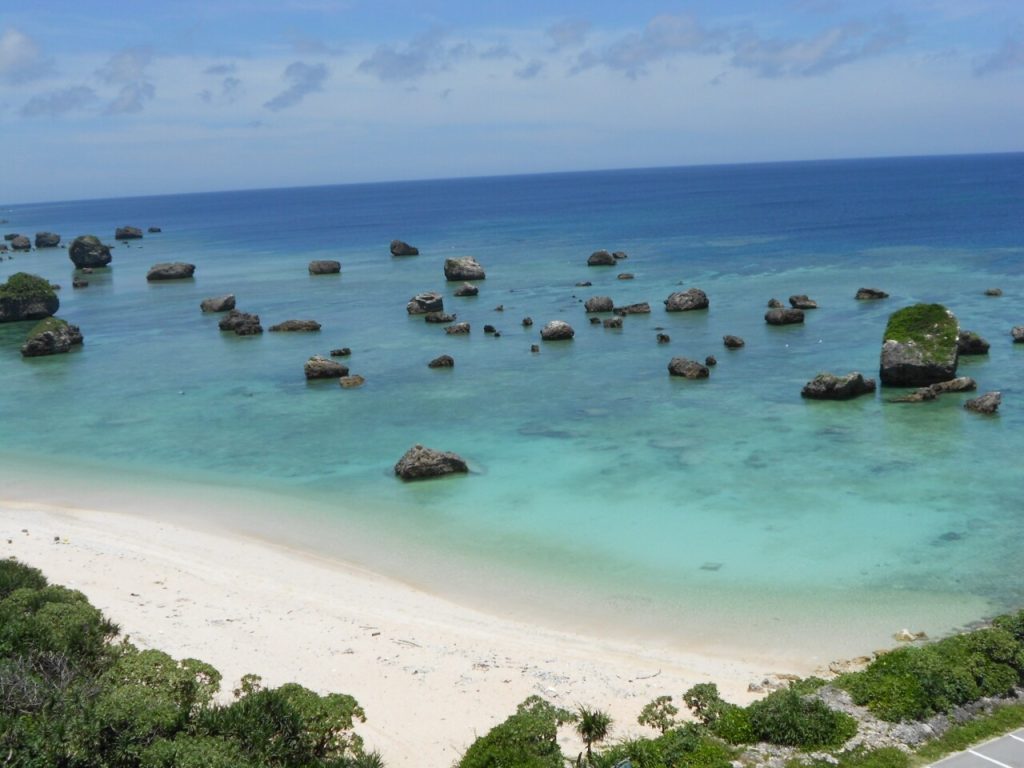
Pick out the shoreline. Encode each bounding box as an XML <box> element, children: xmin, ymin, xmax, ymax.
<box><xmin>2</xmin><ymin>499</ymin><xmax>819</xmax><ymax>767</ymax></box>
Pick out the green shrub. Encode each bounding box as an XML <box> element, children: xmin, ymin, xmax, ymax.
<box><xmin>593</xmin><ymin>724</ymin><xmax>735</xmax><ymax>768</ymax></box>
<box><xmin>0</xmin><ymin>584</ymin><xmax>118</xmax><ymax>665</ymax></box>
<box><xmin>638</xmin><ymin>695</ymin><xmax>678</xmax><ymax>734</ymax></box>
<box><xmin>745</xmin><ymin>688</ymin><xmax>857</xmax><ymax>749</ymax></box>
<box><xmin>682</xmin><ymin>683</ymin><xmax>727</xmax><ymax>725</ymax></box>
<box><xmin>710</xmin><ymin>704</ymin><xmax>755</xmax><ymax>744</ymax></box>
<box><xmin>458</xmin><ymin>696</ymin><xmax>569</xmax><ymax>768</ymax></box>
<box><xmin>0</xmin><ymin>272</ymin><xmax>55</xmax><ymax>300</ymax></box>
<box><xmin>0</xmin><ymin>559</ymin><xmax>47</xmax><ymax>599</ymax></box>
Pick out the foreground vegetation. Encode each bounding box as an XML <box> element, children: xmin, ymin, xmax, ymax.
<box><xmin>2</xmin><ymin>556</ymin><xmax>1023</xmax><ymax>767</ymax></box>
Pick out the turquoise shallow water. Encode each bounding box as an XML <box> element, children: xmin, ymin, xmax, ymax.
<box><xmin>2</xmin><ymin>155</ymin><xmax>1023</xmax><ymax>658</ymax></box>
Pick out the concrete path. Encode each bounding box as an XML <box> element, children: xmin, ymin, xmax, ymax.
<box><xmin>929</xmin><ymin>729</ymin><xmax>1024</xmax><ymax>768</ymax></box>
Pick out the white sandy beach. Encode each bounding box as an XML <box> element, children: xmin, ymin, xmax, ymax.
<box><xmin>0</xmin><ymin>500</ymin><xmax>824</xmax><ymax>767</ymax></box>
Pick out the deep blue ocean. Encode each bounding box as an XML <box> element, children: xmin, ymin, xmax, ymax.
<box><xmin>2</xmin><ymin>154</ymin><xmax>1023</xmax><ymax>659</ymax></box>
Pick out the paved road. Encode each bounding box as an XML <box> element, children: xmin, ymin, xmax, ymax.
<box><xmin>929</xmin><ymin>729</ymin><xmax>1024</xmax><ymax>768</ymax></box>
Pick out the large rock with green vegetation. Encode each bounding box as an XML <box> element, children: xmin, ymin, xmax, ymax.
<box><xmin>0</xmin><ymin>272</ymin><xmax>59</xmax><ymax>322</ymax></box>
<box><xmin>68</xmin><ymin>234</ymin><xmax>113</xmax><ymax>268</ymax></box>
<box><xmin>880</xmin><ymin>304</ymin><xmax>959</xmax><ymax>387</ymax></box>
<box><xmin>21</xmin><ymin>317</ymin><xmax>84</xmax><ymax>357</ymax></box>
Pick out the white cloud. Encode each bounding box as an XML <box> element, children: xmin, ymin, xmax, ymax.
<box><xmin>0</xmin><ymin>27</ymin><xmax>52</xmax><ymax>83</ymax></box>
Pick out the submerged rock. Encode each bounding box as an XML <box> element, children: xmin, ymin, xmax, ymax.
<box><xmin>587</xmin><ymin>250</ymin><xmax>616</xmax><ymax>266</ymax></box>
<box><xmin>308</xmin><ymin>260</ymin><xmax>341</xmax><ymax>274</ymax></box>
<box><xmin>428</xmin><ymin>354</ymin><xmax>454</xmax><ymax>368</ymax></box>
<box><xmin>339</xmin><ymin>375</ymin><xmax>365</xmax><ymax>388</ymax></box>
<box><xmin>444</xmin><ymin>256</ymin><xmax>485</xmax><ymax>281</ymax></box>
<box><xmin>147</xmin><ymin>262</ymin><xmax>195</xmax><ymax>281</ymax></box>
<box><xmin>856</xmin><ymin>288</ymin><xmax>889</xmax><ymax>300</ymax></box>
<box><xmin>148</xmin><ymin>226</ymin><xmax>162</xmax><ymax>233</ymax></box>
<box><xmin>394</xmin><ymin>444</ymin><xmax>469</xmax><ymax>481</ymax></box>
<box><xmin>407</xmin><ymin>291</ymin><xmax>444</xmax><ymax>315</ymax></box>
<box><xmin>664</xmin><ymin>288</ymin><xmax>709</xmax><ymax>312</ymax></box>
<box><xmin>879</xmin><ymin>304</ymin><xmax>958</xmax><ymax>387</ymax></box>
<box><xmin>584</xmin><ymin>296</ymin><xmax>614</xmax><ymax>313</ymax></box>
<box><xmin>115</xmin><ymin>226</ymin><xmax>143</xmax><ymax>240</ymax></box>
<box><xmin>984</xmin><ymin>288</ymin><xmax>1002</xmax><ymax>297</ymax></box>
<box><xmin>20</xmin><ymin>317</ymin><xmax>83</xmax><ymax>357</ymax></box>
<box><xmin>304</xmin><ymin>355</ymin><xmax>348</xmax><ymax>379</ymax></box>
<box><xmin>69</xmin><ymin>235</ymin><xmax>113</xmax><ymax>268</ymax></box>
<box><xmin>965</xmin><ymin>391</ymin><xmax>1001</xmax><ymax>414</ymax></box>
<box><xmin>801</xmin><ymin>372</ymin><xmax>876</xmax><ymax>400</ymax></box>
<box><xmin>200</xmin><ymin>294</ymin><xmax>235</xmax><ymax>313</ymax></box>
<box><xmin>390</xmin><ymin>239</ymin><xmax>419</xmax><ymax>256</ymax></box>
<box><xmin>765</xmin><ymin>307</ymin><xmax>804</xmax><ymax>325</ymax></box>
<box><xmin>269</xmin><ymin>319</ymin><xmax>321</xmax><ymax>332</ymax></box>
<box><xmin>668</xmin><ymin>357</ymin><xmax>710</xmax><ymax>379</ymax></box>
<box><xmin>957</xmin><ymin>330</ymin><xmax>990</xmax><ymax>355</ymax></box>
<box><xmin>540</xmin><ymin>320</ymin><xmax>574</xmax><ymax>340</ymax></box>
<box><xmin>218</xmin><ymin>309</ymin><xmax>262</xmax><ymax>335</ymax></box>
<box><xmin>34</xmin><ymin>232</ymin><xmax>60</xmax><ymax>248</ymax></box>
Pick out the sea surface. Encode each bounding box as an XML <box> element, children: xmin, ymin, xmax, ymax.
<box><xmin>2</xmin><ymin>154</ymin><xmax>1023</xmax><ymax>661</ymax></box>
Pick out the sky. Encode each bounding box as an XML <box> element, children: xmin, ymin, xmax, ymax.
<box><xmin>2</xmin><ymin>0</ymin><xmax>1023</xmax><ymax>203</ymax></box>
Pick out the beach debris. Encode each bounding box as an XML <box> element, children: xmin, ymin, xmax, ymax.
<box><xmin>801</xmin><ymin>372</ymin><xmax>876</xmax><ymax>401</ymax></box>
<box><xmin>540</xmin><ymin>320</ymin><xmax>574</xmax><ymax>340</ymax></box>
<box><xmin>21</xmin><ymin>318</ymin><xmax>84</xmax><ymax>357</ymax></box>
<box><xmin>879</xmin><ymin>304</ymin><xmax>959</xmax><ymax>387</ymax></box>
<box><xmin>665</xmin><ymin>288</ymin><xmax>709</xmax><ymax>312</ymax></box>
<box><xmin>304</xmin><ymin>355</ymin><xmax>348</xmax><ymax>380</ymax></box>
<box><xmin>964</xmin><ymin>391</ymin><xmax>1001</xmax><ymax>414</ymax></box>
<box><xmin>146</xmin><ymin>262</ymin><xmax>195</xmax><ymax>281</ymax></box>
<box><xmin>445</xmin><ymin>322</ymin><xmax>471</xmax><ymax>335</ymax></box>
<box><xmin>668</xmin><ymin>357</ymin><xmax>709</xmax><ymax>379</ymax></box>
<box><xmin>584</xmin><ymin>296</ymin><xmax>614</xmax><ymax>313</ymax></box>
<box><xmin>330</xmin><ymin>347</ymin><xmax>351</xmax><ymax>357</ymax></box>
<box><xmin>765</xmin><ymin>307</ymin><xmax>804</xmax><ymax>325</ymax></box>
<box><xmin>35</xmin><ymin>232</ymin><xmax>60</xmax><ymax>248</ymax></box>
<box><xmin>856</xmin><ymin>287</ymin><xmax>889</xmax><ymax>300</ymax></box>
<box><xmin>428</xmin><ymin>354</ymin><xmax>454</xmax><ymax>368</ymax></box>
<box><xmin>984</xmin><ymin>287</ymin><xmax>1002</xmax><ymax>296</ymax></box>
<box><xmin>956</xmin><ymin>330</ymin><xmax>990</xmax><ymax>355</ymax></box>
<box><xmin>893</xmin><ymin>628</ymin><xmax>928</xmax><ymax>642</ymax></box>
<box><xmin>116</xmin><ymin>225</ymin><xmax>144</xmax><ymax>240</ymax></box>
<box><xmin>308</xmin><ymin>259</ymin><xmax>341</xmax><ymax>274</ymax></box>
<box><xmin>200</xmin><ymin>294</ymin><xmax>235</xmax><ymax>313</ymax></box>
<box><xmin>269</xmin><ymin>319</ymin><xmax>321</xmax><ymax>332</ymax></box>
<box><xmin>723</xmin><ymin>335</ymin><xmax>745</xmax><ymax>349</ymax></box>
<box><xmin>613</xmin><ymin>302</ymin><xmax>650</xmax><ymax>316</ymax></box>
<box><xmin>218</xmin><ymin>309</ymin><xmax>262</xmax><ymax>335</ymax></box>
<box><xmin>407</xmin><ymin>291</ymin><xmax>444</xmax><ymax>315</ymax></box>
<box><xmin>394</xmin><ymin>444</ymin><xmax>469</xmax><ymax>480</ymax></box>
<box><xmin>789</xmin><ymin>294</ymin><xmax>818</xmax><ymax>309</ymax></box>
<box><xmin>390</xmin><ymin>239</ymin><xmax>419</xmax><ymax>256</ymax></box>
<box><xmin>587</xmin><ymin>250</ymin><xmax>616</xmax><ymax>266</ymax></box>
<box><xmin>339</xmin><ymin>375</ymin><xmax>365</xmax><ymax>389</ymax></box>
<box><xmin>444</xmin><ymin>256</ymin><xmax>486</xmax><ymax>281</ymax></box>
<box><xmin>454</xmin><ymin>282</ymin><xmax>479</xmax><ymax>297</ymax></box>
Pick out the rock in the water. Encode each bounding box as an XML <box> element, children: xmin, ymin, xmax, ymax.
<box><xmin>269</xmin><ymin>319</ymin><xmax>321</xmax><ymax>332</ymax></box>
<box><xmin>856</xmin><ymin>288</ymin><xmax>889</xmax><ymax>300</ymax></box>
<box><xmin>789</xmin><ymin>294</ymin><xmax>818</xmax><ymax>309</ymax></box>
<box><xmin>985</xmin><ymin>288</ymin><xmax>1002</xmax><ymax>296</ymax></box>
<box><xmin>390</xmin><ymin>239</ymin><xmax>419</xmax><ymax>256</ymax></box>
<box><xmin>68</xmin><ymin>235</ymin><xmax>113</xmax><ymax>268</ymax></box>
<box><xmin>407</xmin><ymin>291</ymin><xmax>444</xmax><ymax>315</ymax></box>
<box><xmin>454</xmin><ymin>282</ymin><xmax>478</xmax><ymax>297</ymax></box>
<box><xmin>444</xmin><ymin>256</ymin><xmax>486</xmax><ymax>281</ymax></box>
<box><xmin>10</xmin><ymin>235</ymin><xmax>30</xmax><ymax>251</ymax></box>
<box><xmin>308</xmin><ymin>260</ymin><xmax>341</xmax><ymax>274</ymax></box>
<box><xmin>602</xmin><ymin>317</ymin><xmax>622</xmax><ymax>329</ymax></box>
<box><xmin>339</xmin><ymin>375</ymin><xmax>365</xmax><ymax>388</ymax></box>
<box><xmin>575</xmin><ymin>281</ymin><xmax>592</xmax><ymax>287</ymax></box>
<box><xmin>394</xmin><ymin>444</ymin><xmax>469</xmax><ymax>481</ymax></box>
<box><xmin>765</xmin><ymin>307</ymin><xmax>805</xmax><ymax>325</ymax></box>
<box><xmin>483</xmin><ymin>324</ymin><xmax>497</xmax><ymax>334</ymax></box>
<box><xmin>522</xmin><ymin>317</ymin><xmax>533</xmax><ymax>327</ymax></box>
<box><xmin>657</xmin><ymin>333</ymin><xmax>670</xmax><ymax>343</ymax></box>
<box><xmin>304</xmin><ymin>355</ymin><xmax>348</xmax><ymax>379</ymax></box>
<box><xmin>3</xmin><ymin>233</ymin><xmax>18</xmax><ymax>241</ymax></box>
<box><xmin>530</xmin><ymin>344</ymin><xmax>540</xmax><ymax>353</ymax></box>
<box><xmin>801</xmin><ymin>372</ymin><xmax>876</xmax><ymax>400</ymax></box>
<box><xmin>200</xmin><ymin>294</ymin><xmax>235</xmax><ymax>313</ymax></box>
<box><xmin>723</xmin><ymin>335</ymin><xmax>745</xmax><ymax>349</ymax></box>
<box><xmin>879</xmin><ymin>304</ymin><xmax>959</xmax><ymax>387</ymax></box>
<box><xmin>664</xmin><ymin>288</ymin><xmax>709</xmax><ymax>312</ymax></box>
<box><xmin>1013</xmin><ymin>326</ymin><xmax>1024</xmax><ymax>343</ymax></box>
<box><xmin>424</xmin><ymin>312</ymin><xmax>456</xmax><ymax>324</ymax></box>
<box><xmin>589</xmin><ymin>317</ymin><xmax>601</xmax><ymax>325</ymax></box>
<box><xmin>931</xmin><ymin>376</ymin><xmax>977</xmax><ymax>394</ymax></box>
<box><xmin>147</xmin><ymin>262</ymin><xmax>195</xmax><ymax>281</ymax></box>
<box><xmin>965</xmin><ymin>391</ymin><xmax>1001</xmax><ymax>414</ymax></box>
<box><xmin>0</xmin><ymin>272</ymin><xmax>60</xmax><ymax>322</ymax></box>
<box><xmin>218</xmin><ymin>310</ymin><xmax>262</xmax><ymax>335</ymax></box>
<box><xmin>148</xmin><ymin>226</ymin><xmax>162</xmax><ymax>233</ymax></box>
<box><xmin>428</xmin><ymin>354</ymin><xmax>454</xmax><ymax>368</ymax></box>
<box><xmin>72</xmin><ymin>279</ymin><xmax>88</xmax><ymax>288</ymax></box>
<box><xmin>445</xmin><ymin>322</ymin><xmax>471</xmax><ymax>335</ymax></box>
<box><xmin>617</xmin><ymin>273</ymin><xmax>634</xmax><ymax>280</ymax></box>
<box><xmin>34</xmin><ymin>232</ymin><xmax>60</xmax><ymax>248</ymax></box>
<box><xmin>667</xmin><ymin>357</ymin><xmax>710</xmax><ymax>379</ymax></box>
<box><xmin>115</xmin><ymin>226</ymin><xmax>143</xmax><ymax>240</ymax></box>
<box><xmin>705</xmin><ymin>355</ymin><xmax>717</xmax><ymax>367</ymax></box>
<box><xmin>613</xmin><ymin>251</ymin><xmax>628</xmax><ymax>260</ymax></box>
<box><xmin>540</xmin><ymin>320</ymin><xmax>574</xmax><ymax>340</ymax></box>
<box><xmin>767</xmin><ymin>298</ymin><xmax>784</xmax><ymax>308</ymax></box>
<box><xmin>330</xmin><ymin>347</ymin><xmax>351</xmax><ymax>357</ymax></box>
<box><xmin>587</xmin><ymin>250</ymin><xmax>616</xmax><ymax>266</ymax></box>
<box><xmin>20</xmin><ymin>317</ymin><xmax>83</xmax><ymax>357</ymax></box>
<box><xmin>957</xmin><ymin>330</ymin><xmax>990</xmax><ymax>355</ymax></box>
<box><xmin>613</xmin><ymin>302</ymin><xmax>650</xmax><ymax>316</ymax></box>
<box><xmin>584</xmin><ymin>296</ymin><xmax>614</xmax><ymax>313</ymax></box>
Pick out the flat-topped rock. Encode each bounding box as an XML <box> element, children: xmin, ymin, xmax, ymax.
<box><xmin>394</xmin><ymin>444</ymin><xmax>468</xmax><ymax>481</ymax></box>
<box><xmin>789</xmin><ymin>294</ymin><xmax>818</xmax><ymax>309</ymax></box>
<box><xmin>587</xmin><ymin>250</ymin><xmax>616</xmax><ymax>266</ymax></box>
<box><xmin>20</xmin><ymin>317</ymin><xmax>83</xmax><ymax>357</ymax></box>
<box><xmin>304</xmin><ymin>355</ymin><xmax>348</xmax><ymax>379</ymax></box>
<box><xmin>664</xmin><ymin>288</ymin><xmax>709</xmax><ymax>312</ymax></box>
<box><xmin>147</xmin><ymin>262</ymin><xmax>195</xmax><ymax>281</ymax></box>
<box><xmin>200</xmin><ymin>294</ymin><xmax>235</xmax><ymax>313</ymax></box>
<box><xmin>34</xmin><ymin>232</ymin><xmax>60</xmax><ymax>248</ymax></box>
<box><xmin>540</xmin><ymin>320</ymin><xmax>574</xmax><ymax>340</ymax></box>
<box><xmin>339</xmin><ymin>375</ymin><xmax>365</xmax><ymax>388</ymax></box>
<box><xmin>584</xmin><ymin>296</ymin><xmax>614</xmax><ymax>313</ymax></box>
<box><xmin>765</xmin><ymin>307</ymin><xmax>804</xmax><ymax>325</ymax></box>
<box><xmin>613</xmin><ymin>302</ymin><xmax>650</xmax><ymax>316</ymax></box>
<box><xmin>116</xmin><ymin>226</ymin><xmax>143</xmax><ymax>240</ymax></box>
<box><xmin>856</xmin><ymin>288</ymin><xmax>889</xmax><ymax>300</ymax></box>
<box><xmin>444</xmin><ymin>256</ymin><xmax>485</xmax><ymax>281</ymax></box>
<box><xmin>330</xmin><ymin>347</ymin><xmax>351</xmax><ymax>357</ymax></box>
<box><xmin>308</xmin><ymin>260</ymin><xmax>341</xmax><ymax>274</ymax></box>
<box><xmin>269</xmin><ymin>319</ymin><xmax>321</xmax><ymax>332</ymax></box>
<box><xmin>407</xmin><ymin>291</ymin><xmax>444</xmax><ymax>315</ymax></box>
<box><xmin>667</xmin><ymin>357</ymin><xmax>709</xmax><ymax>379</ymax></box>
<box><xmin>218</xmin><ymin>309</ymin><xmax>262</xmax><ymax>335</ymax></box>
<box><xmin>879</xmin><ymin>303</ymin><xmax>958</xmax><ymax>387</ymax></box>
<box><xmin>69</xmin><ymin>235</ymin><xmax>112</xmax><ymax>268</ymax></box>
<box><xmin>801</xmin><ymin>372</ymin><xmax>876</xmax><ymax>400</ymax></box>
<box><xmin>424</xmin><ymin>312</ymin><xmax>456</xmax><ymax>324</ymax></box>
<box><xmin>0</xmin><ymin>272</ymin><xmax>59</xmax><ymax>322</ymax></box>
<box><xmin>390</xmin><ymin>239</ymin><xmax>419</xmax><ymax>256</ymax></box>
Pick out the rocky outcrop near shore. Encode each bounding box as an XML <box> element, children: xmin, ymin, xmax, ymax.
<box><xmin>68</xmin><ymin>235</ymin><xmax>113</xmax><ymax>269</ymax></box>
<box><xmin>394</xmin><ymin>444</ymin><xmax>468</xmax><ymax>480</ymax></box>
<box><xmin>765</xmin><ymin>307</ymin><xmax>804</xmax><ymax>325</ymax></box>
<box><xmin>308</xmin><ymin>260</ymin><xmax>341</xmax><ymax>274</ymax></box>
<box><xmin>540</xmin><ymin>320</ymin><xmax>574</xmax><ymax>340</ymax></box>
<box><xmin>444</xmin><ymin>256</ymin><xmax>486</xmax><ymax>281</ymax></box>
<box><xmin>801</xmin><ymin>372</ymin><xmax>876</xmax><ymax>400</ymax></box>
<box><xmin>269</xmin><ymin>320</ymin><xmax>321</xmax><ymax>332</ymax></box>
<box><xmin>587</xmin><ymin>250</ymin><xmax>616</xmax><ymax>266</ymax></box>
<box><xmin>20</xmin><ymin>317</ymin><xmax>83</xmax><ymax>357</ymax></box>
<box><xmin>304</xmin><ymin>355</ymin><xmax>348</xmax><ymax>379</ymax></box>
<box><xmin>668</xmin><ymin>357</ymin><xmax>710</xmax><ymax>379</ymax></box>
<box><xmin>200</xmin><ymin>294</ymin><xmax>235</xmax><ymax>313</ymax></box>
<box><xmin>407</xmin><ymin>291</ymin><xmax>444</xmax><ymax>315</ymax></box>
<box><xmin>34</xmin><ymin>232</ymin><xmax>60</xmax><ymax>248</ymax></box>
<box><xmin>218</xmin><ymin>310</ymin><xmax>262</xmax><ymax>335</ymax></box>
<box><xmin>0</xmin><ymin>272</ymin><xmax>60</xmax><ymax>322</ymax></box>
<box><xmin>965</xmin><ymin>391</ymin><xmax>1001</xmax><ymax>414</ymax></box>
<box><xmin>664</xmin><ymin>288</ymin><xmax>709</xmax><ymax>312</ymax></box>
<box><xmin>147</xmin><ymin>263</ymin><xmax>195</xmax><ymax>281</ymax></box>
<box><xmin>390</xmin><ymin>239</ymin><xmax>419</xmax><ymax>256</ymax></box>
<box><xmin>879</xmin><ymin>304</ymin><xmax>959</xmax><ymax>387</ymax></box>
<box><xmin>584</xmin><ymin>296</ymin><xmax>614</xmax><ymax>313</ymax></box>
<box><xmin>116</xmin><ymin>226</ymin><xmax>143</xmax><ymax>240</ymax></box>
